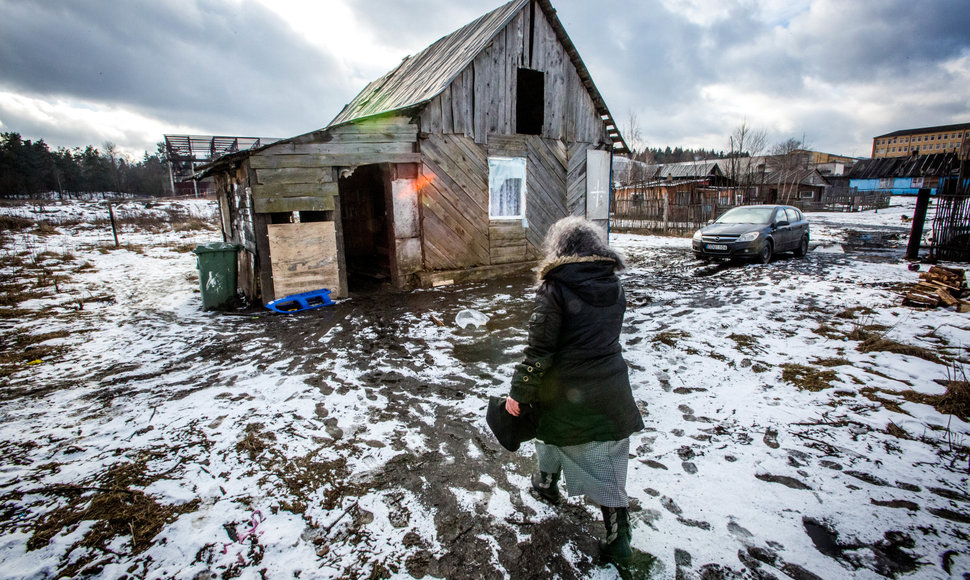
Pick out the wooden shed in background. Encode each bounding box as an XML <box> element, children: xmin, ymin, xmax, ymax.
<box><xmin>201</xmin><ymin>0</ymin><xmax>628</xmax><ymax>304</ymax></box>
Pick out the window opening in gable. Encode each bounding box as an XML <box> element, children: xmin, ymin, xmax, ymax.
<box><xmin>516</xmin><ymin>67</ymin><xmax>544</xmax><ymax>135</ymax></box>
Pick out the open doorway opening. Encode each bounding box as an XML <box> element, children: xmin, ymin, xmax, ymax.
<box><xmin>338</xmin><ymin>164</ymin><xmax>392</xmax><ymax>293</ymax></box>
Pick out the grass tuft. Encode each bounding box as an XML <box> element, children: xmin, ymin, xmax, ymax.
<box><xmin>781</xmin><ymin>363</ymin><xmax>838</xmax><ymax>392</ymax></box>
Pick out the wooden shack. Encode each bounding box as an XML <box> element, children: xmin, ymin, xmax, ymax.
<box><xmin>202</xmin><ymin>0</ymin><xmax>627</xmax><ymax>304</ymax></box>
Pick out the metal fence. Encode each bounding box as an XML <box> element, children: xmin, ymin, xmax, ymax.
<box><xmin>931</xmin><ymin>177</ymin><xmax>970</xmax><ymax>262</ymax></box>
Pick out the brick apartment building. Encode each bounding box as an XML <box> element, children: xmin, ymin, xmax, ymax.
<box><xmin>871</xmin><ymin>122</ymin><xmax>969</xmax><ymax>158</ymax></box>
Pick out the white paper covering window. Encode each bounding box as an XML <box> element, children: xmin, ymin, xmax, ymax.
<box><xmin>488</xmin><ymin>157</ymin><xmax>526</xmax><ymax>219</ymax></box>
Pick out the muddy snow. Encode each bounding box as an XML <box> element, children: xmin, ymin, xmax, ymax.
<box><xmin>0</xmin><ymin>197</ymin><xmax>968</xmax><ymax>579</ymax></box>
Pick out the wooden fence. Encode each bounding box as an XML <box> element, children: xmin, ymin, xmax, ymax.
<box><xmin>611</xmin><ymin>183</ymin><xmax>890</xmax><ymax>235</ymax></box>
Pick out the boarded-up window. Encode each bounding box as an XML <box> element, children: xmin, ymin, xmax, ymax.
<box><xmin>488</xmin><ymin>157</ymin><xmax>526</xmax><ymax>219</ymax></box>
<box><xmin>516</xmin><ymin>68</ymin><xmax>544</xmax><ymax>135</ymax></box>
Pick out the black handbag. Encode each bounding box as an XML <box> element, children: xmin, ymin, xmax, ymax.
<box><xmin>486</xmin><ymin>396</ymin><xmax>538</xmax><ymax>452</ymax></box>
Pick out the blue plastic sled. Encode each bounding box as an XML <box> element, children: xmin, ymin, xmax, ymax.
<box><xmin>266</xmin><ymin>288</ymin><xmax>334</xmax><ymax>313</ymax></box>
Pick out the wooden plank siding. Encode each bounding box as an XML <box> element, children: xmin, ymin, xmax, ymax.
<box><xmin>248</xmin><ymin>119</ymin><xmax>418</xmax><ymax>214</ymax></box>
<box><xmin>524</xmin><ymin>136</ymin><xmax>568</xmax><ymax>253</ymax></box>
<box><xmin>566</xmin><ymin>142</ymin><xmax>591</xmax><ymax>216</ymax></box>
<box><xmin>419</xmin><ymin>134</ymin><xmax>491</xmax><ymax>270</ymax></box>
<box><xmin>419</xmin><ymin>4</ymin><xmax>607</xmax><ymax>148</ymax></box>
<box><xmin>489</xmin><ymin>221</ymin><xmax>529</xmax><ymax>264</ymax></box>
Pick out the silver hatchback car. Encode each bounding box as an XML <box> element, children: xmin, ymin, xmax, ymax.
<box><xmin>692</xmin><ymin>205</ymin><xmax>810</xmax><ymax>264</ymax></box>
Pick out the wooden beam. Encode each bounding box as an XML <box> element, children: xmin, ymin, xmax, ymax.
<box><xmin>252</xmin><ymin>182</ymin><xmax>339</xmax><ymax>198</ymax></box>
<box><xmin>250</xmin><ymin>152</ymin><xmax>421</xmax><ymax>169</ymax></box>
<box><xmin>254</xmin><ymin>195</ymin><xmax>335</xmax><ymax>214</ymax></box>
<box><xmin>255</xmin><ymin>167</ymin><xmax>336</xmax><ymax>185</ymax></box>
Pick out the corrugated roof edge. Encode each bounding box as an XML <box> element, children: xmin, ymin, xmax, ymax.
<box><xmin>326</xmin><ymin>0</ymin><xmax>627</xmax><ymax>151</ymax></box>
<box><xmin>327</xmin><ymin>0</ymin><xmax>528</xmax><ymax>128</ymax></box>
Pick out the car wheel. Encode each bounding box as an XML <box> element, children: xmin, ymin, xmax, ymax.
<box><xmin>795</xmin><ymin>236</ymin><xmax>808</xmax><ymax>257</ymax></box>
<box><xmin>758</xmin><ymin>241</ymin><xmax>773</xmax><ymax>264</ymax></box>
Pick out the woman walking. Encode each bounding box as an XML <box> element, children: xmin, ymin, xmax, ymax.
<box><xmin>505</xmin><ymin>216</ymin><xmax>644</xmax><ymax>564</ymax></box>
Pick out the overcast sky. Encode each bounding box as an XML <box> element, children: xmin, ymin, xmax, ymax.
<box><xmin>1</xmin><ymin>0</ymin><xmax>968</xmax><ymax>159</ymax></box>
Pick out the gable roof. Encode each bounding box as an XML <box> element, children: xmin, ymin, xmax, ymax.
<box><xmin>646</xmin><ymin>159</ymin><xmax>724</xmax><ymax>179</ymax></box>
<box><xmin>846</xmin><ymin>152</ymin><xmax>960</xmax><ymax>179</ymax></box>
<box><xmin>763</xmin><ymin>168</ymin><xmax>829</xmax><ymax>187</ymax></box>
<box><xmin>327</xmin><ymin>0</ymin><xmax>627</xmax><ymax>152</ymax></box>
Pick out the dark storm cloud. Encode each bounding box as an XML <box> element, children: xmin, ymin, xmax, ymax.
<box><xmin>789</xmin><ymin>0</ymin><xmax>970</xmax><ymax>83</ymax></box>
<box><xmin>0</xmin><ymin>0</ymin><xmax>352</xmax><ymax>136</ymax></box>
<box><xmin>554</xmin><ymin>0</ymin><xmax>970</xmax><ymax>150</ymax></box>
<box><xmin>0</xmin><ymin>0</ymin><xmax>967</xmax><ymax>155</ymax></box>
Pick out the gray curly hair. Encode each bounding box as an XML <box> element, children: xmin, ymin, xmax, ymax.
<box><xmin>540</xmin><ymin>216</ymin><xmax>625</xmax><ymax>269</ymax></box>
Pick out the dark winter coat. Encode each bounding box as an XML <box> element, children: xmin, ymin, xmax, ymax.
<box><xmin>509</xmin><ymin>256</ymin><xmax>644</xmax><ymax>447</ymax></box>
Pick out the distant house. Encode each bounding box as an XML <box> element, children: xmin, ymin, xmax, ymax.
<box><xmin>846</xmin><ymin>153</ymin><xmax>961</xmax><ymax>195</ymax></box>
<box><xmin>202</xmin><ymin>0</ymin><xmax>627</xmax><ymax>304</ymax></box>
<box><xmin>762</xmin><ymin>168</ymin><xmax>830</xmax><ymax>203</ymax></box>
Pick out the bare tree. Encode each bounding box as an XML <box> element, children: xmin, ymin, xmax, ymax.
<box><xmin>726</xmin><ymin>120</ymin><xmax>768</xmax><ymax>198</ymax></box>
<box><xmin>623</xmin><ymin>110</ymin><xmax>652</xmax><ymax>183</ymax></box>
<box><xmin>624</xmin><ymin>109</ymin><xmax>644</xmax><ymax>157</ymax></box>
<box><xmin>769</xmin><ymin>136</ymin><xmax>810</xmax><ymax>202</ymax></box>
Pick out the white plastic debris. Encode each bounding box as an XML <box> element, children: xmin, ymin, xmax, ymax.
<box><xmin>455</xmin><ymin>309</ymin><xmax>489</xmax><ymax>329</ymax></box>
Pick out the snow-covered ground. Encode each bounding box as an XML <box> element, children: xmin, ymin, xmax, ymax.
<box><xmin>0</xmin><ymin>197</ymin><xmax>967</xmax><ymax>579</ymax></box>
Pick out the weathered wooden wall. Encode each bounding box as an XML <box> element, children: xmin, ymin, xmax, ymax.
<box><xmin>418</xmin><ymin>5</ymin><xmax>607</xmax><ymax>147</ymax></box>
<box><xmin>214</xmin><ymin>171</ymin><xmax>259</xmax><ymax>301</ymax></box>
<box><xmin>248</xmin><ymin>118</ymin><xmax>419</xmax><ymax>215</ymax></box>
<box><xmin>419</xmin><ymin>134</ymin><xmax>491</xmax><ymax>270</ymax></box>
<box><xmin>419</xmin><ymin>132</ymin><xmax>570</xmax><ymax>269</ymax></box>
<box><xmin>415</xmin><ymin>1</ymin><xmax>610</xmax><ymax>273</ymax></box>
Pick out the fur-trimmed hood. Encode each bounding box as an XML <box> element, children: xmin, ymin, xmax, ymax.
<box><xmin>537</xmin><ymin>255</ymin><xmax>616</xmax><ymax>280</ymax></box>
<box><xmin>536</xmin><ymin>217</ymin><xmax>624</xmax><ymax>282</ymax></box>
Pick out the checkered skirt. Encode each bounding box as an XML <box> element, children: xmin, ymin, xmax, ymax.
<box><xmin>535</xmin><ymin>438</ymin><xmax>630</xmax><ymax>507</ymax></box>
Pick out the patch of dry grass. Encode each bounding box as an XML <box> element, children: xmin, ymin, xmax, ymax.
<box><xmin>0</xmin><ymin>330</ymin><xmax>69</xmax><ymax>379</ymax></box>
<box><xmin>236</xmin><ymin>423</ymin><xmax>277</xmax><ymax>461</ymax></box>
<box><xmin>728</xmin><ymin>333</ymin><xmax>763</xmax><ymax>355</ymax></box>
<box><xmin>16</xmin><ymin>460</ymin><xmax>200</xmax><ymax>577</ymax></box>
<box><xmin>171</xmin><ymin>243</ymin><xmax>199</xmax><ymax>254</ymax></box>
<box><xmin>172</xmin><ymin>218</ymin><xmax>218</xmax><ymax>232</ymax></box>
<box><xmin>781</xmin><ymin>363</ymin><xmax>838</xmax><ymax>391</ymax></box>
<box><xmin>0</xmin><ymin>308</ymin><xmax>33</xmax><ymax>319</ymax></box>
<box><xmin>895</xmin><ymin>382</ymin><xmax>970</xmax><ymax>422</ymax></box>
<box><xmin>836</xmin><ymin>306</ymin><xmax>875</xmax><ymax>320</ymax></box>
<box><xmin>857</xmin><ymin>334</ymin><xmax>943</xmax><ymax>364</ymax></box>
<box><xmin>811</xmin><ymin>357</ymin><xmax>851</xmax><ymax>367</ymax></box>
<box><xmin>814</xmin><ymin>322</ymin><xmax>843</xmax><ymax>340</ymax></box>
<box><xmin>886</xmin><ymin>421</ymin><xmax>912</xmax><ymax>439</ymax></box>
<box><xmin>845</xmin><ymin>324</ymin><xmax>890</xmax><ymax>341</ymax></box>
<box><xmin>859</xmin><ymin>387</ymin><xmax>908</xmax><ymax>415</ymax></box>
<box><xmin>651</xmin><ymin>329</ymin><xmax>691</xmax><ymax>348</ymax></box>
<box><xmin>32</xmin><ymin>223</ymin><xmax>59</xmax><ymax>237</ymax></box>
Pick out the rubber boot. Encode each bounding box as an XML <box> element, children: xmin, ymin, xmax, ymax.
<box><xmin>599</xmin><ymin>506</ymin><xmax>632</xmax><ymax>565</ymax></box>
<box><xmin>531</xmin><ymin>471</ymin><xmax>561</xmax><ymax>503</ymax></box>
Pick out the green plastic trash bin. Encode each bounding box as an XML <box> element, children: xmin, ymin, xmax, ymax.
<box><xmin>193</xmin><ymin>242</ymin><xmax>240</xmax><ymax>310</ymax></box>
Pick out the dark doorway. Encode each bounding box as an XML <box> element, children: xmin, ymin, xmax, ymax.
<box><xmin>516</xmin><ymin>67</ymin><xmax>544</xmax><ymax>135</ymax></box>
<box><xmin>338</xmin><ymin>164</ymin><xmax>392</xmax><ymax>293</ymax></box>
